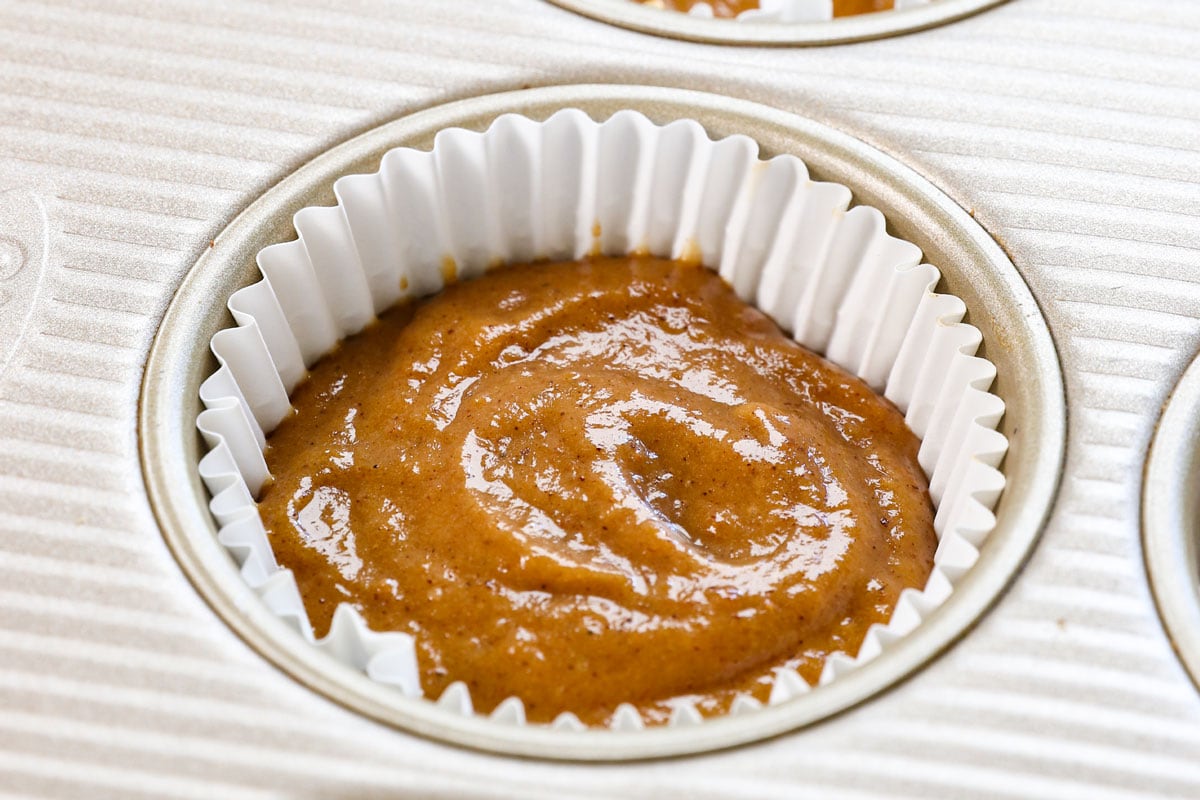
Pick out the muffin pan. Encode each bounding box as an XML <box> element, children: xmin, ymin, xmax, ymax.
<box><xmin>139</xmin><ymin>83</ymin><xmax>1065</xmax><ymax>760</ymax></box>
<box><xmin>544</xmin><ymin>0</ymin><xmax>1009</xmax><ymax>45</ymax></box>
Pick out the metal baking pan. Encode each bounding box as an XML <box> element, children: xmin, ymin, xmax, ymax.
<box><xmin>3</xmin><ymin>0</ymin><xmax>1197</xmax><ymax>795</ymax></box>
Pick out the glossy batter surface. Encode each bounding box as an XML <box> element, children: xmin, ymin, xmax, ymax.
<box><xmin>258</xmin><ymin>256</ymin><xmax>936</xmax><ymax>725</ymax></box>
<box><xmin>643</xmin><ymin>0</ymin><xmax>895</xmax><ymax>18</ymax></box>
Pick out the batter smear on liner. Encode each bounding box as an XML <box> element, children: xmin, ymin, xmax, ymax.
<box><xmin>258</xmin><ymin>256</ymin><xmax>936</xmax><ymax>726</ymax></box>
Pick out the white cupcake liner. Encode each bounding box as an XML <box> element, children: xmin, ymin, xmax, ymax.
<box><xmin>671</xmin><ymin>0</ymin><xmax>931</xmax><ymax>23</ymax></box>
<box><xmin>195</xmin><ymin>109</ymin><xmax>1007</xmax><ymax>730</ymax></box>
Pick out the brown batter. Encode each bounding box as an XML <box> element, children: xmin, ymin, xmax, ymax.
<box><xmin>258</xmin><ymin>256</ymin><xmax>935</xmax><ymax>725</ymax></box>
<box><xmin>644</xmin><ymin>0</ymin><xmax>895</xmax><ymax>17</ymax></box>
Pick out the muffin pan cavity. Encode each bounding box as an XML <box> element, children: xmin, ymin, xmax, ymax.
<box><xmin>545</xmin><ymin>0</ymin><xmax>1009</xmax><ymax>46</ymax></box>
<box><xmin>140</xmin><ymin>84</ymin><xmax>1064</xmax><ymax>760</ymax></box>
<box><xmin>1144</xmin><ymin>354</ymin><xmax>1200</xmax><ymax>693</ymax></box>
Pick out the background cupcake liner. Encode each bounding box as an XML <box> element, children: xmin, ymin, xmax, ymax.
<box><xmin>676</xmin><ymin>0</ymin><xmax>931</xmax><ymax>23</ymax></box>
<box><xmin>196</xmin><ymin>109</ymin><xmax>1007</xmax><ymax>730</ymax></box>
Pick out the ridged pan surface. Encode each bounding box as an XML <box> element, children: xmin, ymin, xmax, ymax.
<box><xmin>0</xmin><ymin>0</ymin><xmax>1198</xmax><ymax>797</ymax></box>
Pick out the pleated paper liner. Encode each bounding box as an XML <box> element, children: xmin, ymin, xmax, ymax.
<box><xmin>196</xmin><ymin>109</ymin><xmax>1006</xmax><ymax>731</ymax></box>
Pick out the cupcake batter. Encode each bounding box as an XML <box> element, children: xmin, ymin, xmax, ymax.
<box><xmin>258</xmin><ymin>256</ymin><xmax>936</xmax><ymax>725</ymax></box>
<box><xmin>643</xmin><ymin>0</ymin><xmax>895</xmax><ymax>18</ymax></box>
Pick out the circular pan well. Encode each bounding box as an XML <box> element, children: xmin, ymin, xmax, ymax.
<box><xmin>544</xmin><ymin>0</ymin><xmax>1009</xmax><ymax>46</ymax></box>
<box><xmin>140</xmin><ymin>84</ymin><xmax>1064</xmax><ymax>761</ymax></box>
<box><xmin>1144</xmin><ymin>353</ymin><xmax>1200</xmax><ymax>693</ymax></box>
